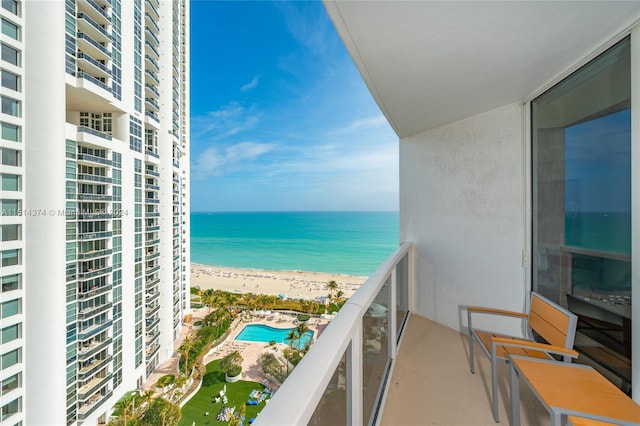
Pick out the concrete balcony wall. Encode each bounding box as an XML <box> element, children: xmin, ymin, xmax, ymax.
<box><xmin>400</xmin><ymin>102</ymin><xmax>528</xmax><ymax>336</ymax></box>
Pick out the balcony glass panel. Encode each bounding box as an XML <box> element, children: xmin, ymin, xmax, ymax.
<box><xmin>308</xmin><ymin>350</ymin><xmax>347</xmax><ymax>425</ymax></box>
<box><xmin>395</xmin><ymin>253</ymin><xmax>410</xmax><ymax>342</ymax></box>
<box><xmin>362</xmin><ymin>278</ymin><xmax>390</xmax><ymax>425</ymax></box>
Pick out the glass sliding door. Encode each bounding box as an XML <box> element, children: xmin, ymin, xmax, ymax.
<box><xmin>532</xmin><ymin>37</ymin><xmax>631</xmax><ymax>392</ymax></box>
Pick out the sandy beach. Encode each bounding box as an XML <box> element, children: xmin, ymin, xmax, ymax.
<box><xmin>191</xmin><ymin>263</ymin><xmax>367</xmax><ymax>300</ymax></box>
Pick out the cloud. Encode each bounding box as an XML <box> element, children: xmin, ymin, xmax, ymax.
<box><xmin>193</xmin><ymin>141</ymin><xmax>277</xmax><ymax>179</ymax></box>
<box><xmin>334</xmin><ymin>114</ymin><xmax>389</xmax><ymax>134</ymax></box>
<box><xmin>241</xmin><ymin>76</ymin><xmax>260</xmax><ymax>92</ymax></box>
<box><xmin>191</xmin><ymin>102</ymin><xmax>260</xmax><ymax>141</ymax></box>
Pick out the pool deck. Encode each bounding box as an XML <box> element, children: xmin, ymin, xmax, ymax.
<box><xmin>142</xmin><ymin>308</ymin><xmax>331</xmax><ymax>394</ymax></box>
<box><xmin>203</xmin><ymin>314</ymin><xmax>330</xmax><ymax>387</ymax></box>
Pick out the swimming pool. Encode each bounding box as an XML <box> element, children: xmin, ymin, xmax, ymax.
<box><xmin>235</xmin><ymin>324</ymin><xmax>314</xmax><ymax>350</ymax></box>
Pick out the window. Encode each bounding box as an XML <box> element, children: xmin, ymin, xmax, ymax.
<box><xmin>1</xmin><ymin>122</ymin><xmax>19</xmax><ymax>141</ymax></box>
<box><xmin>1</xmin><ymin>96</ymin><xmax>19</xmax><ymax>116</ymax></box>
<box><xmin>1</xmin><ymin>19</ymin><xmax>18</xmax><ymax>40</ymax></box>
<box><xmin>1</xmin><ymin>249</ymin><xmax>19</xmax><ymax>267</ymax></box>
<box><xmin>1</xmin><ymin>174</ymin><xmax>20</xmax><ymax>191</ymax></box>
<box><xmin>1</xmin><ymin>70</ymin><xmax>19</xmax><ymax>91</ymax></box>
<box><xmin>1</xmin><ymin>274</ymin><xmax>20</xmax><ymax>292</ymax></box>
<box><xmin>0</xmin><ymin>200</ymin><xmax>19</xmax><ymax>216</ymax></box>
<box><xmin>1</xmin><ymin>348</ymin><xmax>20</xmax><ymax>369</ymax></box>
<box><xmin>1</xmin><ymin>0</ymin><xmax>19</xmax><ymax>16</ymax></box>
<box><xmin>1</xmin><ymin>323</ymin><xmax>20</xmax><ymax>343</ymax></box>
<box><xmin>1</xmin><ymin>224</ymin><xmax>19</xmax><ymax>241</ymax></box>
<box><xmin>0</xmin><ymin>148</ymin><xmax>19</xmax><ymax>166</ymax></box>
<box><xmin>1</xmin><ymin>43</ymin><xmax>18</xmax><ymax>66</ymax></box>
<box><xmin>1</xmin><ymin>298</ymin><xmax>20</xmax><ymax>318</ymax></box>
<box><xmin>0</xmin><ymin>396</ymin><xmax>20</xmax><ymax>421</ymax></box>
<box><xmin>1</xmin><ymin>373</ymin><xmax>20</xmax><ymax>395</ymax></box>
<box><xmin>532</xmin><ymin>37</ymin><xmax>631</xmax><ymax>384</ymax></box>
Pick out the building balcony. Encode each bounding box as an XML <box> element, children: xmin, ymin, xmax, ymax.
<box><xmin>77</xmin><ymin>12</ymin><xmax>110</xmax><ymax>42</ymax></box>
<box><xmin>146</xmin><ymin>1</ymin><xmax>160</xmax><ymax>20</ymax></box>
<box><xmin>145</xmin><ymin>251</ymin><xmax>160</xmax><ymax>261</ymax></box>
<box><xmin>77</xmin><ymin>248</ymin><xmax>112</xmax><ymax>260</ymax></box>
<box><xmin>146</xmin><ymin>342</ymin><xmax>160</xmax><ymax>359</ymax></box>
<box><xmin>78</xmin><ymin>284</ymin><xmax>112</xmax><ymax>301</ymax></box>
<box><xmin>145</xmin><ymin>41</ymin><xmax>160</xmax><ymax>60</ymax></box>
<box><xmin>76</xmin><ymin>152</ymin><xmax>112</xmax><ymax>166</ymax></box>
<box><xmin>145</xmin><ymin>12</ymin><xmax>160</xmax><ymax>32</ymax></box>
<box><xmin>145</xmin><ymin>26</ymin><xmax>160</xmax><ymax>46</ymax></box>
<box><xmin>77</xmin><ymin>172</ymin><xmax>112</xmax><ymax>184</ymax></box>
<box><xmin>145</xmin><ymin>82</ymin><xmax>160</xmax><ymax>98</ymax></box>
<box><xmin>78</xmin><ymin>320</ymin><xmax>112</xmax><ymax>341</ymax></box>
<box><xmin>78</xmin><ymin>355</ymin><xmax>113</xmax><ymax>380</ymax></box>
<box><xmin>146</xmin><ymin>291</ymin><xmax>160</xmax><ymax>303</ymax></box>
<box><xmin>78</xmin><ymin>374</ymin><xmax>112</xmax><ymax>401</ymax></box>
<box><xmin>77</xmin><ymin>32</ymin><xmax>110</xmax><ymax>59</ymax></box>
<box><xmin>255</xmin><ymin>243</ymin><xmax>553</xmax><ymax>425</ymax></box>
<box><xmin>146</xmin><ymin>303</ymin><xmax>160</xmax><ymax>317</ymax></box>
<box><xmin>78</xmin><ymin>301</ymin><xmax>113</xmax><ymax>320</ymax></box>
<box><xmin>77</xmin><ymin>193</ymin><xmax>112</xmax><ymax>202</ymax></box>
<box><xmin>78</xmin><ymin>337</ymin><xmax>112</xmax><ymax>360</ymax></box>
<box><xmin>77</xmin><ymin>390</ymin><xmax>113</xmax><ymax>420</ymax></box>
<box><xmin>145</xmin><ymin>168</ymin><xmax>160</xmax><ymax>177</ymax></box>
<box><xmin>146</xmin><ymin>264</ymin><xmax>160</xmax><ymax>275</ymax></box>
<box><xmin>78</xmin><ymin>0</ymin><xmax>110</xmax><ymax>25</ymax></box>
<box><xmin>77</xmin><ymin>230</ymin><xmax>113</xmax><ymax>240</ymax></box>
<box><xmin>77</xmin><ymin>125</ymin><xmax>112</xmax><ymax>142</ymax></box>
<box><xmin>77</xmin><ymin>51</ymin><xmax>111</xmax><ymax>78</ymax></box>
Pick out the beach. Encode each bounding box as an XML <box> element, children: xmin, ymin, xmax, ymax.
<box><xmin>191</xmin><ymin>263</ymin><xmax>368</xmax><ymax>300</ymax></box>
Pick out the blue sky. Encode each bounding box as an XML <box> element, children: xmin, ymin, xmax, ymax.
<box><xmin>189</xmin><ymin>1</ymin><xmax>398</xmax><ymax>212</ymax></box>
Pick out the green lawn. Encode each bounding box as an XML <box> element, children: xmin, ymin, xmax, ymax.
<box><xmin>180</xmin><ymin>359</ymin><xmax>269</xmax><ymax>426</ymax></box>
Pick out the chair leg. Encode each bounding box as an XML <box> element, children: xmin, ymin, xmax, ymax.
<box><xmin>468</xmin><ymin>312</ymin><xmax>475</xmax><ymax>374</ymax></box>
<box><xmin>491</xmin><ymin>352</ymin><xmax>499</xmax><ymax>422</ymax></box>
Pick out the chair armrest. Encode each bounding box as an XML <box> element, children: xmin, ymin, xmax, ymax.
<box><xmin>491</xmin><ymin>336</ymin><xmax>579</xmax><ymax>359</ymax></box>
<box><xmin>467</xmin><ymin>306</ymin><xmax>528</xmax><ymax>319</ymax></box>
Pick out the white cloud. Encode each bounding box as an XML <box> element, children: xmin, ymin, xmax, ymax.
<box><xmin>336</xmin><ymin>114</ymin><xmax>389</xmax><ymax>134</ymax></box>
<box><xmin>193</xmin><ymin>141</ymin><xmax>277</xmax><ymax>179</ymax></box>
<box><xmin>241</xmin><ymin>76</ymin><xmax>260</xmax><ymax>92</ymax></box>
<box><xmin>191</xmin><ymin>102</ymin><xmax>260</xmax><ymax>141</ymax></box>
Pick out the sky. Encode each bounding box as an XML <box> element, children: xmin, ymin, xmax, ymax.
<box><xmin>189</xmin><ymin>1</ymin><xmax>399</xmax><ymax>212</ymax></box>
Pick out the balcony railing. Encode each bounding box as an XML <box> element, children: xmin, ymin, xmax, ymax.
<box><xmin>255</xmin><ymin>242</ymin><xmax>412</xmax><ymax>425</ymax></box>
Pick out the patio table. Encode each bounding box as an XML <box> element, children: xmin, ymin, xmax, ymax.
<box><xmin>509</xmin><ymin>355</ymin><xmax>640</xmax><ymax>426</ymax></box>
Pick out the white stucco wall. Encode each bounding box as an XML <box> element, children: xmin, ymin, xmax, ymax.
<box><xmin>400</xmin><ymin>102</ymin><xmax>528</xmax><ymax>336</ymax></box>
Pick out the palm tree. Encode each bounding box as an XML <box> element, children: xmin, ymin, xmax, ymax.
<box><xmin>335</xmin><ymin>290</ymin><xmax>345</xmax><ymax>304</ymax></box>
<box><xmin>285</xmin><ymin>329</ymin><xmax>296</xmax><ymax>350</ymax></box>
<box><xmin>295</xmin><ymin>322</ymin><xmax>310</xmax><ymax>349</ymax></box>
<box><xmin>178</xmin><ymin>335</ymin><xmax>193</xmax><ymax>373</ymax></box>
<box><xmin>141</xmin><ymin>389</ymin><xmax>154</xmax><ymax>409</ymax></box>
<box><xmin>326</xmin><ymin>280</ymin><xmax>339</xmax><ymax>301</ymax></box>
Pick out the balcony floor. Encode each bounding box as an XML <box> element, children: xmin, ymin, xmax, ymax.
<box><xmin>381</xmin><ymin>314</ymin><xmax>548</xmax><ymax>425</ymax></box>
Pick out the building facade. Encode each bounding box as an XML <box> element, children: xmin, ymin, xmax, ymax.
<box><xmin>0</xmin><ymin>0</ymin><xmax>190</xmax><ymax>424</ymax></box>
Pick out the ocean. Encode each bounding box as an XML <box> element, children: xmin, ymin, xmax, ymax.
<box><xmin>190</xmin><ymin>211</ymin><xmax>399</xmax><ymax>276</ymax></box>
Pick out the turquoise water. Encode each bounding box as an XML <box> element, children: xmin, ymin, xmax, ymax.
<box><xmin>235</xmin><ymin>324</ymin><xmax>314</xmax><ymax>349</ymax></box>
<box><xmin>190</xmin><ymin>211</ymin><xmax>399</xmax><ymax>276</ymax></box>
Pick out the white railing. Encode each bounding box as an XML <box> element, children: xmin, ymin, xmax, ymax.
<box><xmin>255</xmin><ymin>242</ymin><xmax>412</xmax><ymax>426</ymax></box>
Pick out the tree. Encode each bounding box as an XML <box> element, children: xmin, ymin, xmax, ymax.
<box><xmin>227</xmin><ymin>403</ymin><xmax>246</xmax><ymax>426</ymax></box>
<box><xmin>156</xmin><ymin>374</ymin><xmax>175</xmax><ymax>396</ymax></box>
<box><xmin>295</xmin><ymin>322</ymin><xmax>310</xmax><ymax>350</ymax></box>
<box><xmin>285</xmin><ymin>328</ymin><xmax>296</xmax><ymax>350</ymax></box>
<box><xmin>178</xmin><ymin>335</ymin><xmax>193</xmax><ymax>373</ymax></box>
<box><xmin>110</xmin><ymin>391</ymin><xmax>140</xmax><ymax>426</ymax></box>
<box><xmin>326</xmin><ymin>280</ymin><xmax>339</xmax><ymax>301</ymax></box>
<box><xmin>220</xmin><ymin>350</ymin><xmax>243</xmax><ymax>377</ymax></box>
<box><xmin>141</xmin><ymin>397</ymin><xmax>181</xmax><ymax>426</ymax></box>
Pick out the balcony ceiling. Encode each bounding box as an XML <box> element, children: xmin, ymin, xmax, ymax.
<box><xmin>324</xmin><ymin>1</ymin><xmax>640</xmax><ymax>139</ymax></box>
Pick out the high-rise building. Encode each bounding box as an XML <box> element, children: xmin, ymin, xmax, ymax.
<box><xmin>0</xmin><ymin>1</ymin><xmax>190</xmax><ymax>424</ymax></box>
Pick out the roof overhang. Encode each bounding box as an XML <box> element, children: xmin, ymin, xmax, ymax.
<box><xmin>323</xmin><ymin>1</ymin><xmax>640</xmax><ymax>139</ymax></box>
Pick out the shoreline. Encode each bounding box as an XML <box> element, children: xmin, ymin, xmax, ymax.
<box><xmin>190</xmin><ymin>263</ymin><xmax>368</xmax><ymax>300</ymax></box>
